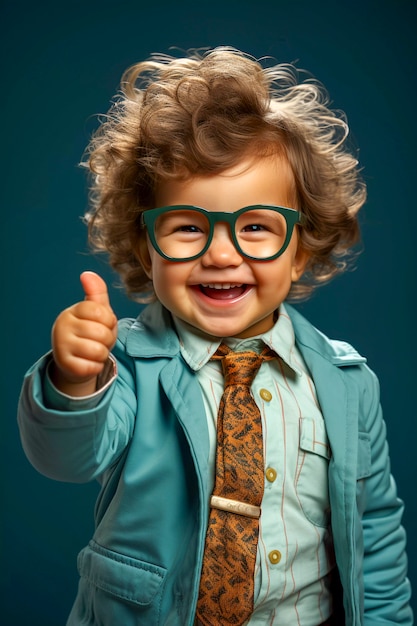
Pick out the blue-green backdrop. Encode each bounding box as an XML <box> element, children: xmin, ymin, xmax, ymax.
<box><xmin>2</xmin><ymin>0</ymin><xmax>416</xmax><ymax>623</ymax></box>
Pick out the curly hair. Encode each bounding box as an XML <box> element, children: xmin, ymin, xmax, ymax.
<box><xmin>83</xmin><ymin>46</ymin><xmax>366</xmax><ymax>302</ymax></box>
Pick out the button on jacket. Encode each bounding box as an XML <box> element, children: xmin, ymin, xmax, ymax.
<box><xmin>17</xmin><ymin>302</ymin><xmax>413</xmax><ymax>625</ymax></box>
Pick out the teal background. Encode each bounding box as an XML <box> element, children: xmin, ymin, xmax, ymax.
<box><xmin>2</xmin><ymin>0</ymin><xmax>415</xmax><ymax>622</ymax></box>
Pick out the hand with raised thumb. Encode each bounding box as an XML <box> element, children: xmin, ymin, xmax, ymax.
<box><xmin>51</xmin><ymin>272</ymin><xmax>118</xmax><ymax>396</ymax></box>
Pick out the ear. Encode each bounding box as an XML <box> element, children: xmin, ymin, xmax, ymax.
<box><xmin>135</xmin><ymin>233</ymin><xmax>153</xmax><ymax>279</ymax></box>
<box><xmin>291</xmin><ymin>243</ymin><xmax>310</xmax><ymax>282</ymax></box>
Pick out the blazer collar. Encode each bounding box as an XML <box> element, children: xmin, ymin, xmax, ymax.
<box><xmin>285</xmin><ymin>303</ymin><xmax>366</xmax><ymax>367</ymax></box>
<box><xmin>125</xmin><ymin>300</ymin><xmax>368</xmax><ymax>367</ymax></box>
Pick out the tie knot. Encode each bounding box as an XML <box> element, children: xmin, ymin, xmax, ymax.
<box><xmin>213</xmin><ymin>343</ymin><xmax>275</xmax><ymax>387</ymax></box>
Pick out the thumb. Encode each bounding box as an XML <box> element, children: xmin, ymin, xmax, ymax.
<box><xmin>80</xmin><ymin>271</ymin><xmax>112</xmax><ymax>307</ymax></box>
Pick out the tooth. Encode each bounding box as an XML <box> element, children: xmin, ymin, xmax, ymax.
<box><xmin>201</xmin><ymin>283</ymin><xmax>243</xmax><ymax>289</ymax></box>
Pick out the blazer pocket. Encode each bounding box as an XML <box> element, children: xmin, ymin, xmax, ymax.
<box><xmin>296</xmin><ymin>416</ymin><xmax>332</xmax><ymax>528</ymax></box>
<box><xmin>77</xmin><ymin>540</ymin><xmax>167</xmax><ymax>623</ymax></box>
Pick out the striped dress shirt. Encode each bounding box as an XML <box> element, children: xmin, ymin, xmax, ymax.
<box><xmin>174</xmin><ymin>304</ymin><xmax>336</xmax><ymax>625</ymax></box>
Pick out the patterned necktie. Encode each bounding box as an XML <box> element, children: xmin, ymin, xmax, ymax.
<box><xmin>196</xmin><ymin>343</ymin><xmax>276</xmax><ymax>626</ymax></box>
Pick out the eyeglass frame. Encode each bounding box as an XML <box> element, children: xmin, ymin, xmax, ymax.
<box><xmin>140</xmin><ymin>204</ymin><xmax>301</xmax><ymax>262</ymax></box>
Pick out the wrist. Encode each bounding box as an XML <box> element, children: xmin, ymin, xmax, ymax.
<box><xmin>49</xmin><ymin>362</ymin><xmax>98</xmax><ymax>397</ymax></box>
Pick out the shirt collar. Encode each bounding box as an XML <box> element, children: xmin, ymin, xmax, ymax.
<box><xmin>173</xmin><ymin>303</ymin><xmax>302</xmax><ymax>375</ymax></box>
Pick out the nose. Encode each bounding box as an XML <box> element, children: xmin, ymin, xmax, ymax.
<box><xmin>200</xmin><ymin>224</ymin><xmax>243</xmax><ymax>268</ymax></box>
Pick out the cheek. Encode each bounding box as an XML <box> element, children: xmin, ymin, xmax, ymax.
<box><xmin>254</xmin><ymin>260</ymin><xmax>294</xmax><ymax>289</ymax></box>
<box><xmin>151</xmin><ymin>259</ymin><xmax>188</xmax><ymax>292</ymax></box>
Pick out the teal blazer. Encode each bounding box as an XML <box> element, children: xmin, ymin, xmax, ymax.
<box><xmin>18</xmin><ymin>302</ymin><xmax>413</xmax><ymax>625</ymax></box>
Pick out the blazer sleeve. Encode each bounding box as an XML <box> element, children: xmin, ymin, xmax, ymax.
<box><xmin>17</xmin><ymin>328</ymin><xmax>138</xmax><ymax>484</ymax></box>
<box><xmin>358</xmin><ymin>367</ymin><xmax>413</xmax><ymax>625</ymax></box>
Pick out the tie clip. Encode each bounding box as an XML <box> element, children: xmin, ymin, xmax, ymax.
<box><xmin>210</xmin><ymin>495</ymin><xmax>261</xmax><ymax>519</ymax></box>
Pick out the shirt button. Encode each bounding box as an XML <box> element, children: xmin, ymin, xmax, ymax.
<box><xmin>259</xmin><ymin>388</ymin><xmax>273</xmax><ymax>402</ymax></box>
<box><xmin>265</xmin><ymin>467</ymin><xmax>277</xmax><ymax>483</ymax></box>
<box><xmin>268</xmin><ymin>550</ymin><xmax>282</xmax><ymax>565</ymax></box>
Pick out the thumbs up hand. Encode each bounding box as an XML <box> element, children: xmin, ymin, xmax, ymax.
<box><xmin>51</xmin><ymin>272</ymin><xmax>118</xmax><ymax>396</ymax></box>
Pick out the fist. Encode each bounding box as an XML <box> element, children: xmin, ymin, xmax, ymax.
<box><xmin>51</xmin><ymin>272</ymin><xmax>118</xmax><ymax>394</ymax></box>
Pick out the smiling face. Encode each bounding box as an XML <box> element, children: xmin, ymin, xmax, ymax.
<box><xmin>138</xmin><ymin>154</ymin><xmax>309</xmax><ymax>338</ymax></box>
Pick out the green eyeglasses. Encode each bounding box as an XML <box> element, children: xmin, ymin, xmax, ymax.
<box><xmin>140</xmin><ymin>204</ymin><xmax>301</xmax><ymax>262</ymax></box>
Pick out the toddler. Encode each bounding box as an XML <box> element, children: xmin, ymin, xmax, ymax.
<box><xmin>18</xmin><ymin>47</ymin><xmax>412</xmax><ymax>625</ymax></box>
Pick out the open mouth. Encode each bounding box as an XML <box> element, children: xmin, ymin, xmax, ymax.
<box><xmin>199</xmin><ymin>283</ymin><xmax>248</xmax><ymax>300</ymax></box>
